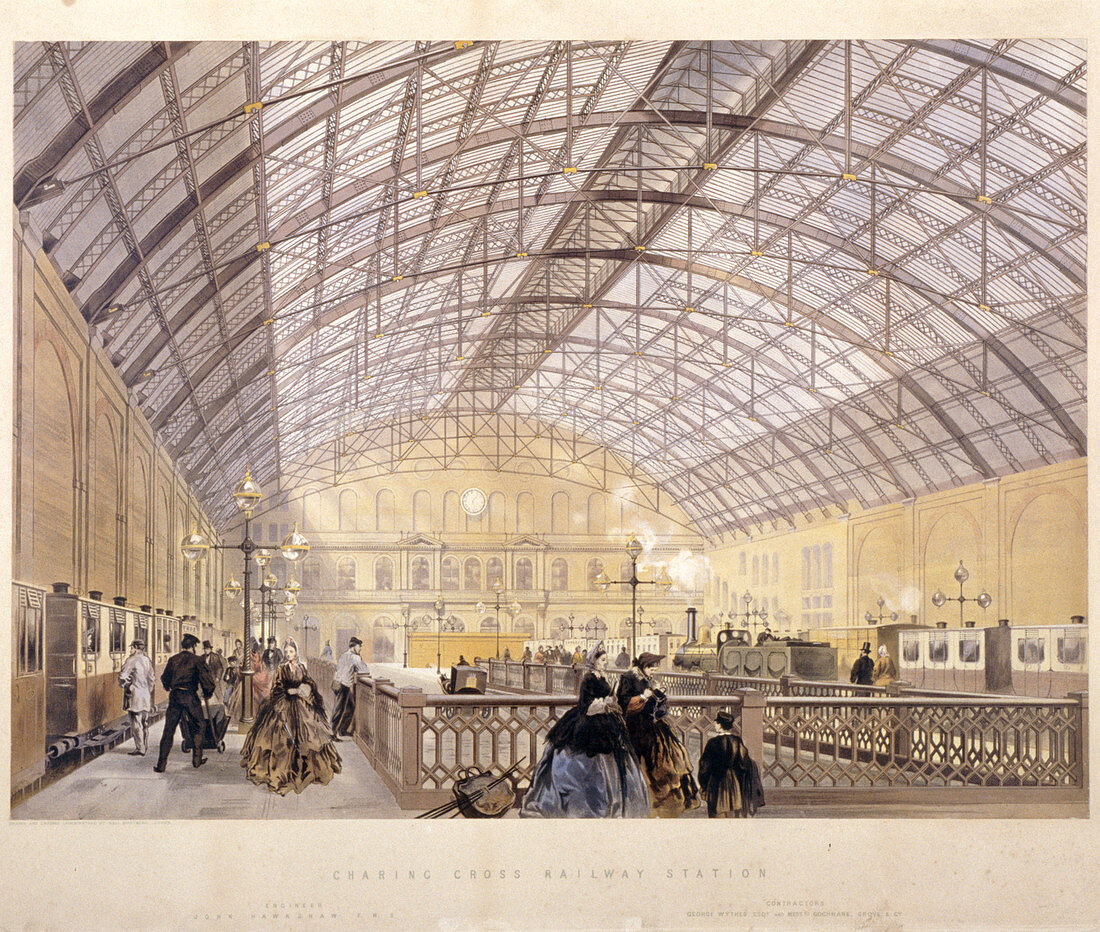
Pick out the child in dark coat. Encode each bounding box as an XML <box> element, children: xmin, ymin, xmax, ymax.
<box><xmin>698</xmin><ymin>710</ymin><xmax>765</xmax><ymax>818</ymax></box>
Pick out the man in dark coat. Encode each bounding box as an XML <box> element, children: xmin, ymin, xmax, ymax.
<box><xmin>154</xmin><ymin>633</ymin><xmax>216</xmax><ymax>772</ymax></box>
<box><xmin>203</xmin><ymin>641</ymin><xmax>226</xmax><ymax>702</ymax></box>
<box><xmin>698</xmin><ymin>710</ymin><xmax>765</xmax><ymax>818</ymax></box>
<box><xmin>261</xmin><ymin>636</ymin><xmax>284</xmax><ymax>674</ymax></box>
<box><xmin>850</xmin><ymin>642</ymin><xmax>874</xmax><ymax>686</ymax></box>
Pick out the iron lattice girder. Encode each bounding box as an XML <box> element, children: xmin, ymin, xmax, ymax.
<box><xmin>97</xmin><ymin>99</ymin><xmax>1083</xmax><ymax>381</ymax></box>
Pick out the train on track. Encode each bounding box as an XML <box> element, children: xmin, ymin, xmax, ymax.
<box><xmin>12</xmin><ymin>580</ymin><xmax>219</xmax><ymax>800</ymax></box>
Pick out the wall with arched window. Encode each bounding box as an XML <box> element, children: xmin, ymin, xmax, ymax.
<box><xmin>374</xmin><ymin>556</ymin><xmax>394</xmax><ymax>591</ymax></box>
<box><xmin>551</xmin><ymin>558</ymin><xmax>569</xmax><ymax>591</ymax></box>
<box><xmin>337</xmin><ymin>556</ymin><xmax>356</xmax><ymax>590</ymax></box>
<box><xmin>441</xmin><ymin>555</ymin><xmax>460</xmax><ymax>590</ymax></box>
<box><xmin>551</xmin><ymin>492</ymin><xmax>570</xmax><ymax>534</ymax></box>
<box><xmin>413</xmin><ymin>490</ymin><xmax>432</xmax><ymax>532</ymax></box>
<box><xmin>487</xmin><ymin>491</ymin><xmax>506</xmax><ymax>533</ymax></box>
<box><xmin>411</xmin><ymin>556</ymin><xmax>431</xmax><ymax>589</ymax></box>
<box><xmin>464</xmin><ymin>557</ymin><xmax>482</xmax><ymax>590</ymax></box>
<box><xmin>515</xmin><ymin>557</ymin><xmax>533</xmax><ymax>590</ymax></box>
<box><xmin>486</xmin><ymin>557</ymin><xmax>504</xmax><ymax>589</ymax></box>
<box><xmin>587</xmin><ymin>493</ymin><xmax>605</xmax><ymax>535</ymax></box>
<box><xmin>587</xmin><ymin>558</ymin><xmax>604</xmax><ymax>590</ymax></box>
<box><xmin>442</xmin><ymin>490</ymin><xmax>461</xmax><ymax>532</ymax></box>
<box><xmin>339</xmin><ymin>489</ymin><xmax>358</xmax><ymax>531</ymax></box>
<box><xmin>516</xmin><ymin>492</ymin><xmax>535</xmax><ymax>534</ymax></box>
<box><xmin>376</xmin><ymin>489</ymin><xmax>395</xmax><ymax>532</ymax></box>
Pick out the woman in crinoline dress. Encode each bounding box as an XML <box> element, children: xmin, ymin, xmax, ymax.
<box><xmin>615</xmin><ymin>652</ymin><xmax>701</xmax><ymax>817</ymax></box>
<box><xmin>240</xmin><ymin>637</ymin><xmax>342</xmax><ymax>795</ymax></box>
<box><xmin>521</xmin><ymin>644</ymin><xmax>651</xmax><ymax>818</ymax></box>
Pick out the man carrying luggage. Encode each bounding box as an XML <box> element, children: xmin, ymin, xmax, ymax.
<box><xmin>154</xmin><ymin>633</ymin><xmax>216</xmax><ymax>772</ymax></box>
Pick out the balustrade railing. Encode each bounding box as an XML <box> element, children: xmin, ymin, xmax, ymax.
<box><xmin>347</xmin><ymin>664</ymin><xmax>1087</xmax><ymax>810</ymax></box>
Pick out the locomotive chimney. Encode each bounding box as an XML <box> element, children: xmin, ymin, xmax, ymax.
<box><xmin>685</xmin><ymin>606</ymin><xmax>697</xmax><ymax>641</ymax></box>
<box><xmin>935</xmin><ymin>621</ymin><xmax>947</xmax><ymax>629</ymax></box>
<box><xmin>52</xmin><ymin>582</ymin><xmax>70</xmax><ymax>594</ymax></box>
<box><xmin>1070</xmin><ymin>615</ymin><xmax>1085</xmax><ymax>625</ymax></box>
<box><xmin>998</xmin><ymin>618</ymin><xmax>1010</xmax><ymax>627</ymax></box>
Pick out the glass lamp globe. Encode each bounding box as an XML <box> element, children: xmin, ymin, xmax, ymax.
<box><xmin>655</xmin><ymin>567</ymin><xmax>673</xmax><ymax>593</ymax></box>
<box><xmin>932</xmin><ymin>589</ymin><xmax>947</xmax><ymax>608</ymax></box>
<box><xmin>253</xmin><ymin>548</ymin><xmax>272</xmax><ymax>569</ymax></box>
<box><xmin>865</xmin><ymin>611</ymin><xmax>874</xmax><ymax>623</ymax></box>
<box><xmin>285</xmin><ymin>577</ymin><xmax>301</xmax><ymax>596</ymax></box>
<box><xmin>223</xmin><ymin>576</ymin><xmax>242</xmax><ymax>599</ymax></box>
<box><xmin>284</xmin><ymin>591</ymin><xmax>298</xmax><ymax>607</ymax></box>
<box><xmin>280</xmin><ymin>523</ymin><xmax>310</xmax><ymax>562</ymax></box>
<box><xmin>954</xmin><ymin>560</ymin><xmax>970</xmax><ymax>585</ymax></box>
<box><xmin>492</xmin><ymin>578</ymin><xmax>504</xmax><ymax>594</ymax></box>
<box><xmin>232</xmin><ymin>469</ymin><xmax>263</xmax><ymax>513</ymax></box>
<box><xmin>594</xmin><ymin>571</ymin><xmax>612</xmax><ymax>592</ymax></box>
<box><xmin>180</xmin><ymin>527</ymin><xmax>210</xmax><ymax>561</ymax></box>
<box><xmin>264</xmin><ymin>571</ymin><xmax>278</xmax><ymax>589</ymax></box>
<box><xmin>743</xmin><ymin>591</ymin><xmax>753</xmax><ymax>606</ymax></box>
<box><xmin>476</xmin><ymin>601</ymin><xmax>486</xmax><ymax>614</ymax></box>
<box><xmin>510</xmin><ymin>600</ymin><xmax>522</xmax><ymax>615</ymax></box>
<box><xmin>760</xmin><ymin>607</ymin><xmax>769</xmax><ymax>620</ymax></box>
<box><xmin>625</xmin><ymin>534</ymin><xmax>644</xmax><ymax>561</ymax></box>
<box><xmin>434</xmin><ymin>597</ymin><xmax>445</xmax><ymax>614</ymax></box>
<box><xmin>977</xmin><ymin>591</ymin><xmax>992</xmax><ymax>609</ymax></box>
<box><xmin>890</xmin><ymin>611</ymin><xmax>899</xmax><ymax>622</ymax></box>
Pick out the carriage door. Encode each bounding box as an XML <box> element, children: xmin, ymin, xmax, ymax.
<box><xmin>44</xmin><ymin>592</ymin><xmax>79</xmax><ymax>737</ymax></box>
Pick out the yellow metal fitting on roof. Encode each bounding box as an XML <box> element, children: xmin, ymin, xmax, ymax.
<box><xmin>703</xmin><ymin>162</ymin><xmax>717</xmax><ymax>170</ymax></box>
<box><xmin>841</xmin><ymin>172</ymin><xmax>857</xmax><ymax>181</ymax></box>
<box><xmin>392</xmin><ymin>275</ymin><xmax>403</xmax><ymax>282</ymax></box>
<box><xmin>267</xmin><ymin>369</ymin><xmax>276</xmax><ymax>375</ymax></box>
<box><xmin>256</xmin><ymin>242</ymin><xmax>270</xmax><ymax>252</ymax></box>
<box><xmin>684</xmin><ymin>306</ymin><xmax>694</xmax><ymax>313</ymax></box>
<box><xmin>562</xmin><ymin>166</ymin><xmax>577</xmax><ymax>174</ymax></box>
<box><xmin>866</xmin><ymin>268</ymin><xmax>880</xmax><ymax>276</ymax></box>
<box><xmin>375</xmin><ymin>332</ymin><xmax>384</xmax><ymax>339</ymax></box>
<box><xmin>581</xmin><ymin>303</ymin><xmax>594</xmax><ymax>308</ymax></box>
<box><xmin>977</xmin><ymin>194</ymin><xmax>992</xmax><ymax>204</ymax></box>
<box><xmin>979</xmin><ymin>304</ymin><xmax>991</xmax><ymax>312</ymax></box>
<box><xmin>516</xmin><ymin>251</ymin><xmax>528</xmax><ymax>257</ymax></box>
<box><xmin>784</xmin><ymin>321</ymin><xmax>796</xmax><ymax>327</ymax></box>
<box><xmin>263</xmin><ymin>318</ymin><xmax>275</xmax><ymax>326</ymax></box>
<box><xmin>634</xmin><ymin>351</ymin><xmax>642</xmax><ymax>356</ymax></box>
<box><xmin>634</xmin><ymin>245</ymin><xmax>645</xmax><ymax>252</ymax></box>
<box><xmin>244</xmin><ymin>101</ymin><xmax>263</xmax><ymax>115</ymax></box>
<box><xmin>413</xmin><ymin>190</ymin><xmax>428</xmax><ymax>199</ymax></box>
<box><xmin>750</xmin><ymin>250</ymin><xmax>763</xmax><ymax>257</ymax></box>
<box><xmin>455</xmin><ymin>41</ymin><xmax>473</xmax><ymax>49</ymax></box>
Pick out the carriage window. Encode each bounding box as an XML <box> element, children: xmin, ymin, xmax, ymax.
<box><xmin>134</xmin><ymin>616</ymin><xmax>149</xmax><ymax>653</ymax></box>
<box><xmin>109</xmin><ymin>609</ymin><xmax>127</xmax><ymax>655</ymax></box>
<box><xmin>83</xmin><ymin>604</ymin><xmax>101</xmax><ymax>656</ymax></box>
<box><xmin>958</xmin><ymin>638</ymin><xmax>980</xmax><ymax>663</ymax></box>
<box><xmin>16</xmin><ymin>589</ymin><xmax>43</xmax><ymax>675</ymax></box>
<box><xmin>1058</xmin><ymin>636</ymin><xmax>1085</xmax><ymax>665</ymax></box>
<box><xmin>928</xmin><ymin>639</ymin><xmax>947</xmax><ymax>663</ymax></box>
<box><xmin>902</xmin><ymin>640</ymin><xmax>919</xmax><ymax>663</ymax></box>
<box><xmin>1017</xmin><ymin>637</ymin><xmax>1045</xmax><ymax>664</ymax></box>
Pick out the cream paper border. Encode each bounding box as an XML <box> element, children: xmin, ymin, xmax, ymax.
<box><xmin>0</xmin><ymin>2</ymin><xmax>1097</xmax><ymax>929</ymax></box>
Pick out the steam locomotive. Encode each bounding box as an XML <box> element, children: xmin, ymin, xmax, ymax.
<box><xmin>11</xmin><ymin>580</ymin><xmax>218</xmax><ymax>801</ymax></box>
<box><xmin>672</xmin><ymin>608</ymin><xmax>839</xmax><ymax>681</ymax></box>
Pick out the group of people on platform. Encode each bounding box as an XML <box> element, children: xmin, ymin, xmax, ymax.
<box><xmin>522</xmin><ymin>644</ymin><xmax>634</xmax><ymax>668</ymax></box>
<box><xmin>521</xmin><ymin>645</ymin><xmax>764</xmax><ymax>820</ymax></box>
<box><xmin>849</xmin><ymin>642</ymin><xmax>899</xmax><ymax>687</ymax></box>
<box><xmin>118</xmin><ymin>630</ymin><xmax>374</xmax><ymax>797</ymax></box>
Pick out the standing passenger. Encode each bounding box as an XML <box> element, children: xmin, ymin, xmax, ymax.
<box><xmin>872</xmin><ymin>645</ymin><xmax>898</xmax><ymax>686</ymax></box>
<box><xmin>697</xmin><ymin>711</ymin><xmax>765</xmax><ymax>818</ymax></box>
<box><xmin>330</xmin><ymin>637</ymin><xmax>370</xmax><ymax>740</ymax></box>
<box><xmin>850</xmin><ymin>642</ymin><xmax>874</xmax><ymax>686</ymax></box>
<box><xmin>203</xmin><ymin>641</ymin><xmax>226</xmax><ymax>702</ymax></box>
<box><xmin>118</xmin><ymin>639</ymin><xmax>156</xmax><ymax>756</ymax></box>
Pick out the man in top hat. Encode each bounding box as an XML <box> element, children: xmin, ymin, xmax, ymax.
<box><xmin>330</xmin><ymin>636</ymin><xmax>370</xmax><ymax>740</ymax></box>
<box><xmin>698</xmin><ymin>711</ymin><xmax>765</xmax><ymax>818</ymax></box>
<box><xmin>154</xmin><ymin>633</ymin><xmax>216</xmax><ymax>772</ymax></box>
<box><xmin>203</xmin><ymin>640</ymin><xmax>226</xmax><ymax>702</ymax></box>
<box><xmin>850</xmin><ymin>642</ymin><xmax>874</xmax><ymax>686</ymax></box>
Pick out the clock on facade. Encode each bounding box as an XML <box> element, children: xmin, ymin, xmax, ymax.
<box><xmin>460</xmin><ymin>487</ymin><xmax>488</xmax><ymax>516</ymax></box>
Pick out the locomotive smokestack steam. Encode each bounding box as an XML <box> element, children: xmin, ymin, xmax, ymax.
<box><xmin>685</xmin><ymin>606</ymin><xmax>697</xmax><ymax>641</ymax></box>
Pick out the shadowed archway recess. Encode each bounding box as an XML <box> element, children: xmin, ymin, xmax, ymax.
<box><xmin>15</xmin><ymin>39</ymin><xmax>1085</xmax><ymax>535</ymax></box>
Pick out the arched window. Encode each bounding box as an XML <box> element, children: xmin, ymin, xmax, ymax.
<box><xmin>413</xmin><ymin>490</ymin><xmax>431</xmax><ymax>532</ymax></box>
<box><xmin>480</xmin><ymin>617</ymin><xmax>499</xmax><ymax>632</ymax></box>
<box><xmin>411</xmin><ymin>556</ymin><xmax>431</xmax><ymax>590</ymax></box>
<box><xmin>802</xmin><ymin>547</ymin><xmax>811</xmax><ymax>589</ymax></box>
<box><xmin>337</xmin><ymin>557</ymin><xmax>356</xmax><ymax>590</ymax></box>
<box><xmin>812</xmin><ymin>545</ymin><xmax>822</xmax><ymax>589</ymax></box>
<box><xmin>486</xmin><ymin>557</ymin><xmax>504</xmax><ymax>589</ymax></box>
<box><xmin>722</xmin><ymin>581</ymin><xmax>729</xmax><ymax>611</ymax></box>
<box><xmin>587</xmin><ymin>558</ymin><xmax>605</xmax><ymax>590</ymax></box>
<box><xmin>822</xmin><ymin>543</ymin><xmax>833</xmax><ymax>588</ymax></box>
<box><xmin>551</xmin><ymin>492</ymin><xmax>570</xmax><ymax>534</ymax></box>
<box><xmin>376</xmin><ymin>489</ymin><xmax>395</xmax><ymax>532</ymax></box>
<box><xmin>551</xmin><ymin>558</ymin><xmax>568</xmax><ymax>591</ymax></box>
<box><xmin>442</xmin><ymin>491</ymin><xmax>461</xmax><ymax>532</ymax></box>
<box><xmin>587</xmin><ymin>493</ymin><xmax>605</xmax><ymax>535</ymax></box>
<box><xmin>739</xmin><ymin>552</ymin><xmax>747</xmax><ymax>575</ymax></box>
<box><xmin>516</xmin><ymin>492</ymin><xmax>535</xmax><ymax>534</ymax></box>
<box><xmin>752</xmin><ymin>555</ymin><xmax>760</xmax><ymax>585</ymax></box>
<box><xmin>375</xmin><ymin>556</ymin><xmax>394</xmax><ymax>591</ymax></box>
<box><xmin>441</xmin><ymin>556</ymin><xmax>460</xmax><ymax>590</ymax></box>
<box><xmin>304</xmin><ymin>490</ymin><xmax>321</xmax><ymax>528</ymax></box>
<box><xmin>513</xmin><ymin>617</ymin><xmax>535</xmax><ymax>637</ymax></box>
<box><xmin>302</xmin><ymin>559</ymin><xmax>321</xmax><ymax>591</ymax></box>
<box><xmin>339</xmin><ymin>489</ymin><xmax>357</xmax><ymax>531</ymax></box>
<box><xmin>461</xmin><ymin>558</ymin><xmax>480</xmax><ymax>590</ymax></box>
<box><xmin>772</xmin><ymin>552</ymin><xmax>779</xmax><ymax>582</ymax></box>
<box><xmin>515</xmin><ymin>557</ymin><xmax>533</xmax><ymax>590</ymax></box>
<box><xmin>488</xmin><ymin>492</ymin><xmax>506</xmax><ymax>533</ymax></box>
